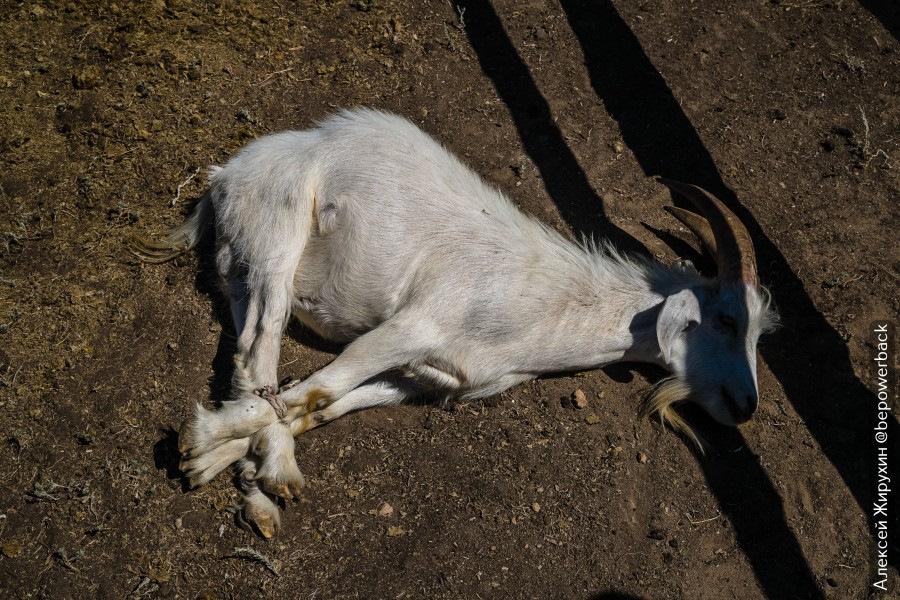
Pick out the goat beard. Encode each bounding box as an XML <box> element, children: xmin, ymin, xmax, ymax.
<box><xmin>642</xmin><ymin>378</ymin><xmax>704</xmax><ymax>452</ymax></box>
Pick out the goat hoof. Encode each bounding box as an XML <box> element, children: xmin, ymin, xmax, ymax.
<box><xmin>239</xmin><ymin>493</ymin><xmax>281</xmax><ymax>539</ymax></box>
<box><xmin>180</xmin><ymin>437</ymin><xmax>251</xmax><ymax>488</ymax></box>
<box><xmin>248</xmin><ymin>422</ymin><xmax>302</xmax><ymax>499</ymax></box>
<box><xmin>178</xmin><ymin>403</ymin><xmax>219</xmax><ymax>457</ymax></box>
<box><xmin>255</xmin><ymin>453</ymin><xmax>306</xmax><ymax>500</ymax></box>
<box><xmin>258</xmin><ymin>470</ymin><xmax>305</xmax><ymax>500</ymax></box>
<box><xmin>178</xmin><ymin>418</ymin><xmax>194</xmax><ymax>454</ymax></box>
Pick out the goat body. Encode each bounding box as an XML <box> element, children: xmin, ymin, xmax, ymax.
<box><xmin>144</xmin><ymin>108</ymin><xmax>773</xmax><ymax>537</ymax></box>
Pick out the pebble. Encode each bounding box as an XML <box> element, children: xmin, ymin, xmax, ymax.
<box><xmin>378</xmin><ymin>502</ymin><xmax>394</xmax><ymax>517</ymax></box>
<box><xmin>1</xmin><ymin>539</ymin><xmax>23</xmax><ymax>558</ymax></box>
<box><xmin>572</xmin><ymin>389</ymin><xmax>588</xmax><ymax>409</ymax></box>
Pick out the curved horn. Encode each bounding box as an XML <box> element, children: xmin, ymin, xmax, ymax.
<box><xmin>663</xmin><ymin>206</ymin><xmax>717</xmax><ymax>255</ymax></box>
<box><xmin>658</xmin><ymin>178</ymin><xmax>759</xmax><ymax>287</ymax></box>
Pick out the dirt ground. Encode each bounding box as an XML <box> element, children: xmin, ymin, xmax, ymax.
<box><xmin>0</xmin><ymin>0</ymin><xmax>898</xmax><ymax>598</ymax></box>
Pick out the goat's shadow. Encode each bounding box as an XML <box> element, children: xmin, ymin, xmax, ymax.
<box><xmin>186</xmin><ymin>225</ymin><xmax>239</xmax><ymax>400</ymax></box>
<box><xmin>152</xmin><ymin>427</ymin><xmax>186</xmax><ymax>489</ymax></box>
<box><xmin>458</xmin><ymin>0</ymin><xmax>895</xmax><ymax>596</ymax></box>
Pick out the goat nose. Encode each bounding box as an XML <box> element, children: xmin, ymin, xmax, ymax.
<box><xmin>720</xmin><ymin>387</ymin><xmax>756</xmax><ymax>424</ymax></box>
<box><xmin>746</xmin><ymin>393</ymin><xmax>759</xmax><ymax>415</ymax></box>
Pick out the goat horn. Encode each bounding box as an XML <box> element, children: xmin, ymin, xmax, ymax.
<box><xmin>658</xmin><ymin>178</ymin><xmax>759</xmax><ymax>287</ymax></box>
<box><xmin>663</xmin><ymin>206</ymin><xmax>717</xmax><ymax>255</ymax></box>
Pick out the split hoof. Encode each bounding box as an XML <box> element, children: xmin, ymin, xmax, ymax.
<box><xmin>257</xmin><ymin>460</ymin><xmax>306</xmax><ymax>500</ymax></box>
<box><xmin>180</xmin><ymin>437</ymin><xmax>250</xmax><ymax>488</ymax></box>
<box><xmin>239</xmin><ymin>491</ymin><xmax>281</xmax><ymax>539</ymax></box>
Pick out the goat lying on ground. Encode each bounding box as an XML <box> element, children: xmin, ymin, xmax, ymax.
<box><xmin>136</xmin><ymin>108</ymin><xmax>776</xmax><ymax>537</ymax></box>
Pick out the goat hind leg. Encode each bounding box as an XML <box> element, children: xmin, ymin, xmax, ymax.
<box><xmin>229</xmin><ymin>274</ymin><xmax>305</xmax><ymax>497</ymax></box>
<box><xmin>179</xmin><ymin>271</ymin><xmax>295</xmax><ymax>481</ymax></box>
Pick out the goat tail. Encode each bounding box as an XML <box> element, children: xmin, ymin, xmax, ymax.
<box><xmin>641</xmin><ymin>378</ymin><xmax>706</xmax><ymax>453</ymax></box>
<box><xmin>129</xmin><ymin>182</ymin><xmax>216</xmax><ymax>264</ymax></box>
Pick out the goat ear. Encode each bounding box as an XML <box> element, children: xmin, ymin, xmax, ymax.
<box><xmin>657</xmin><ymin>289</ymin><xmax>701</xmax><ymax>364</ymax></box>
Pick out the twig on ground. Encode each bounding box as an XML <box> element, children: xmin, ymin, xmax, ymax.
<box><xmin>170</xmin><ymin>167</ymin><xmax>201</xmax><ymax>207</ymax></box>
<box><xmin>226</xmin><ymin>547</ymin><xmax>281</xmax><ymax>576</ymax></box>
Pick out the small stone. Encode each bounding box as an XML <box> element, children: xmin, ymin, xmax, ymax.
<box><xmin>637</xmin><ymin>452</ymin><xmax>649</xmax><ymax>464</ymax></box>
<box><xmin>532</xmin><ymin>502</ymin><xmax>541</xmax><ymax>513</ymax></box>
<box><xmin>572</xmin><ymin>389</ymin><xmax>588</xmax><ymax>409</ymax></box>
<box><xmin>612</xmin><ymin>140</ymin><xmax>625</xmax><ymax>154</ymax></box>
<box><xmin>377</xmin><ymin>502</ymin><xmax>393</xmax><ymax>517</ymax></box>
<box><xmin>584</xmin><ymin>413</ymin><xmax>600</xmax><ymax>425</ymax></box>
<box><xmin>1</xmin><ymin>539</ymin><xmax>23</xmax><ymax>557</ymax></box>
<box><xmin>386</xmin><ymin>526</ymin><xmax>404</xmax><ymax>537</ymax></box>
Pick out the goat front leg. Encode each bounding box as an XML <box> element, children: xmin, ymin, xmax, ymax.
<box><xmin>202</xmin><ymin>315</ymin><xmax>430</xmax><ymax>442</ymax></box>
<box><xmin>288</xmin><ymin>376</ymin><xmax>426</xmax><ymax>434</ymax></box>
<box><xmin>247</xmin><ymin>374</ymin><xmax>425</xmax><ymax>500</ymax></box>
<box><xmin>280</xmin><ymin>319</ymin><xmax>432</xmax><ymax>418</ymax></box>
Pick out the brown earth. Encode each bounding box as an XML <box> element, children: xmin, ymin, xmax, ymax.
<box><xmin>0</xmin><ymin>1</ymin><xmax>898</xmax><ymax>598</ymax></box>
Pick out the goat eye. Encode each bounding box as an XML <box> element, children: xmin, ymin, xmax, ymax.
<box><xmin>718</xmin><ymin>314</ymin><xmax>738</xmax><ymax>334</ymax></box>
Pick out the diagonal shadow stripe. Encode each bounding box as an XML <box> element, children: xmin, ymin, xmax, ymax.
<box><xmin>453</xmin><ymin>0</ymin><xmax>643</xmax><ymax>255</ymax></box>
<box><xmin>857</xmin><ymin>0</ymin><xmax>900</xmax><ymax>43</ymax></box>
<box><xmin>561</xmin><ymin>0</ymin><xmax>897</xmax><ymax>587</ymax></box>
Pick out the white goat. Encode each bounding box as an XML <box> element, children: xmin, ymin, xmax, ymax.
<box><xmin>136</xmin><ymin>108</ymin><xmax>776</xmax><ymax>537</ymax></box>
